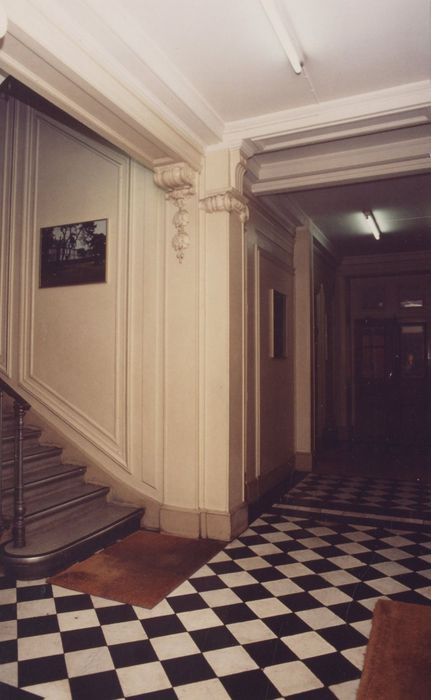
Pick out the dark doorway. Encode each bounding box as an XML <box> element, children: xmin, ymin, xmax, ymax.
<box><xmin>354</xmin><ymin>318</ymin><xmax>429</xmax><ymax>445</ymax></box>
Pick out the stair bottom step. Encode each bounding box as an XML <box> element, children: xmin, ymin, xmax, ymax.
<box><xmin>2</xmin><ymin>501</ymin><xmax>144</xmax><ymax>580</ymax></box>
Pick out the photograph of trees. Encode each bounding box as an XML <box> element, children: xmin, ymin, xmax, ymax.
<box><xmin>40</xmin><ymin>219</ymin><xmax>107</xmax><ymax>288</ymax></box>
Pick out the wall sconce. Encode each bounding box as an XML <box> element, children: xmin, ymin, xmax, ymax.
<box><xmin>363</xmin><ymin>211</ymin><xmax>381</xmax><ymax>240</ymax></box>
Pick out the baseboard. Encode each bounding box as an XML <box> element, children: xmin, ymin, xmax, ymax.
<box><xmin>160</xmin><ymin>503</ymin><xmax>249</xmax><ymax>542</ymax></box>
<box><xmin>295</xmin><ymin>451</ymin><xmax>313</xmax><ymax>471</ymax></box>
<box><xmin>247</xmin><ymin>461</ymin><xmax>294</xmax><ymax>504</ymax></box>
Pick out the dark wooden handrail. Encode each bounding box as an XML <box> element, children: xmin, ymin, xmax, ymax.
<box><xmin>0</xmin><ymin>378</ymin><xmax>31</xmax><ymax>546</ymax></box>
<box><xmin>0</xmin><ymin>378</ymin><xmax>31</xmax><ymax>410</ymax></box>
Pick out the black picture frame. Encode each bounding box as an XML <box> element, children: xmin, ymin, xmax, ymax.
<box><xmin>40</xmin><ymin>218</ymin><xmax>107</xmax><ymax>288</ymax></box>
<box><xmin>270</xmin><ymin>289</ymin><xmax>287</xmax><ymax>358</ymax></box>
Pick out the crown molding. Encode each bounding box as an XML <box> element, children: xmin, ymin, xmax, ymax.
<box><xmin>80</xmin><ymin>0</ymin><xmax>224</xmax><ymax>145</ymax></box>
<box><xmin>1</xmin><ymin>0</ymin><xmax>204</xmax><ymax>170</ymax></box>
<box><xmin>251</xmin><ymin>132</ymin><xmax>431</xmax><ymax>194</ymax></box>
<box><xmin>223</xmin><ymin>80</ymin><xmax>431</xmax><ymax>149</ymax></box>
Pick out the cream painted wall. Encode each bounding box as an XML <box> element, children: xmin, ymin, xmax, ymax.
<box><xmin>0</xmin><ymin>100</ymin><xmax>255</xmax><ymax>541</ymax></box>
<box><xmin>1</xmin><ymin>98</ymin><xmax>169</xmax><ymax>528</ymax></box>
<box><xmin>246</xmin><ymin>202</ymin><xmax>295</xmax><ymax>500</ymax></box>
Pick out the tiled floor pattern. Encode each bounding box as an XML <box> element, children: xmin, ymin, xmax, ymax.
<box><xmin>283</xmin><ymin>473</ymin><xmax>431</xmax><ymax>526</ymax></box>
<box><xmin>1</xmin><ymin>482</ymin><xmax>431</xmax><ymax>699</ymax></box>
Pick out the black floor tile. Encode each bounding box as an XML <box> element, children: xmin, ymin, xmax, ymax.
<box><xmin>244</xmin><ymin>638</ymin><xmax>297</xmax><ymax>667</ymax></box>
<box><xmin>69</xmin><ymin>671</ymin><xmax>123</xmax><ymax>700</ymax></box>
<box><xmin>160</xmin><ymin>653</ymin><xmax>215</xmax><ymax>686</ymax></box>
<box><xmin>221</xmin><ymin>669</ymin><xmax>280</xmax><ymax>700</ymax></box>
<box><xmin>61</xmin><ymin>626</ymin><xmax>106</xmax><ymax>652</ymax></box>
<box><xmin>109</xmin><ymin>640</ymin><xmax>157</xmax><ymax>668</ymax></box>
<box><xmin>18</xmin><ymin>654</ymin><xmax>68</xmax><ymax>687</ymax></box>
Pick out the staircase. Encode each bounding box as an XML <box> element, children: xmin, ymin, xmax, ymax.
<box><xmin>0</xmin><ymin>391</ymin><xmax>144</xmax><ymax>580</ymax></box>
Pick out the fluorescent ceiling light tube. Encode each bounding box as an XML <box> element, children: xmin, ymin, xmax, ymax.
<box><xmin>364</xmin><ymin>211</ymin><xmax>381</xmax><ymax>240</ymax></box>
<box><xmin>261</xmin><ymin>0</ymin><xmax>303</xmax><ymax>74</ymax></box>
<box><xmin>0</xmin><ymin>1</ymin><xmax>7</xmax><ymax>38</ymax></box>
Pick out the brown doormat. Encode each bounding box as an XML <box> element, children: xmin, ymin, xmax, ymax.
<box><xmin>48</xmin><ymin>531</ymin><xmax>224</xmax><ymax>609</ymax></box>
<box><xmin>357</xmin><ymin>598</ymin><xmax>431</xmax><ymax>700</ymax></box>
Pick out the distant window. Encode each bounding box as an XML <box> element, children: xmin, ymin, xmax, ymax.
<box><xmin>399</xmin><ymin>289</ymin><xmax>424</xmax><ymax>309</ymax></box>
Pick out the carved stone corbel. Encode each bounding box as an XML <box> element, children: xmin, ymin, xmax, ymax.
<box><xmin>154</xmin><ymin>163</ymin><xmax>196</xmax><ymax>263</ymax></box>
<box><xmin>199</xmin><ymin>190</ymin><xmax>249</xmax><ymax>223</ymax></box>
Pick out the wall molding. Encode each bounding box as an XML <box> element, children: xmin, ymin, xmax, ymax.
<box><xmin>19</xmin><ymin>109</ymin><xmax>131</xmax><ymax>470</ymax></box>
<box><xmin>0</xmin><ymin>97</ymin><xmax>14</xmax><ymax>377</ymax></box>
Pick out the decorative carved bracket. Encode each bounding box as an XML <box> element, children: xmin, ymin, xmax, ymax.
<box><xmin>199</xmin><ymin>190</ymin><xmax>249</xmax><ymax>223</ymax></box>
<box><xmin>154</xmin><ymin>163</ymin><xmax>196</xmax><ymax>263</ymax></box>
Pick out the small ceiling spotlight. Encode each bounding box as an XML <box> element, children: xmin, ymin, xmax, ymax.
<box><xmin>363</xmin><ymin>210</ymin><xmax>381</xmax><ymax>240</ymax></box>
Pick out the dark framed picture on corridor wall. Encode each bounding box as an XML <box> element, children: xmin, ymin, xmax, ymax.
<box><xmin>40</xmin><ymin>218</ymin><xmax>107</xmax><ymax>288</ymax></box>
<box><xmin>270</xmin><ymin>288</ymin><xmax>287</xmax><ymax>358</ymax></box>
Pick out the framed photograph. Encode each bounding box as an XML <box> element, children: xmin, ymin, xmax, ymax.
<box><xmin>269</xmin><ymin>289</ymin><xmax>287</xmax><ymax>358</ymax></box>
<box><xmin>40</xmin><ymin>218</ymin><xmax>107</xmax><ymax>288</ymax></box>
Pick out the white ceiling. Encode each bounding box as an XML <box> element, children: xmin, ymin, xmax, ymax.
<box><xmin>2</xmin><ymin>0</ymin><xmax>431</xmax><ymax>255</ymax></box>
<box><xmin>85</xmin><ymin>0</ymin><xmax>431</xmax><ymax>124</ymax></box>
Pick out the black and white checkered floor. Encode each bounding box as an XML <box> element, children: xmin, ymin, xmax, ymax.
<box><xmin>282</xmin><ymin>473</ymin><xmax>431</xmax><ymax>526</ymax></box>
<box><xmin>1</xmin><ymin>476</ymin><xmax>431</xmax><ymax>699</ymax></box>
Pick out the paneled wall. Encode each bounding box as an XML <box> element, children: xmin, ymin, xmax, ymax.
<box><xmin>0</xmin><ymin>98</ymin><xmax>166</xmax><ymax>524</ymax></box>
<box><xmin>246</xmin><ymin>203</ymin><xmax>295</xmax><ymax>501</ymax></box>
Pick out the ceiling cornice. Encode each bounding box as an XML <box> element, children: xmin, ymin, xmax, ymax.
<box><xmin>1</xmin><ymin>0</ymin><xmax>205</xmax><ymax>170</ymax></box>
<box><xmin>251</xmin><ymin>132</ymin><xmax>431</xmax><ymax>194</ymax></box>
<box><xmin>223</xmin><ymin>80</ymin><xmax>431</xmax><ymax>148</ymax></box>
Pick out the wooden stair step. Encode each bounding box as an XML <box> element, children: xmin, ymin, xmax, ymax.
<box><xmin>3</xmin><ymin>462</ymin><xmax>86</xmax><ymax>492</ymax></box>
<box><xmin>3</xmin><ymin>499</ymin><xmax>144</xmax><ymax>579</ymax></box>
<box><xmin>1</xmin><ymin>481</ymin><xmax>109</xmax><ymax>523</ymax></box>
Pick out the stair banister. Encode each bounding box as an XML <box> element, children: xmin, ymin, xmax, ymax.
<box><xmin>0</xmin><ymin>378</ymin><xmax>31</xmax><ymax>546</ymax></box>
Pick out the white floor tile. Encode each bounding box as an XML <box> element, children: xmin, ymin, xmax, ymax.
<box><xmin>227</xmin><ymin>619</ymin><xmax>276</xmax><ymax>644</ymax></box>
<box><xmin>65</xmin><ymin>646</ymin><xmax>114</xmax><ymax>677</ymax></box>
<box><xmin>199</xmin><ymin>588</ymin><xmax>242</xmax><ymax>608</ymax></box>
<box><xmin>330</xmin><ymin>678</ymin><xmax>361</xmax><ymax>700</ymax></box>
<box><xmin>204</xmin><ymin>646</ymin><xmax>257</xmax><ymax>676</ymax></box>
<box><xmin>57</xmin><ymin>608</ymin><xmax>100</xmax><ymax>632</ymax></box>
<box><xmin>18</xmin><ymin>632</ymin><xmax>64</xmax><ymax>660</ymax></box>
<box><xmin>177</xmin><ymin>608</ymin><xmax>223</xmax><ymax>631</ymax></box>
<box><xmin>175</xmin><ymin>677</ymin><xmax>231</xmax><ymax>699</ymax></box>
<box><xmin>117</xmin><ymin>661</ymin><xmax>171</xmax><ymax>696</ymax></box>
<box><xmin>246</xmin><ymin>597</ymin><xmax>291</xmax><ymax>619</ymax></box>
<box><xmin>297</xmin><ymin>607</ymin><xmax>344</xmax><ymax>630</ymax></box>
<box><xmin>101</xmin><ymin>620</ymin><xmax>148</xmax><ymax>645</ymax></box>
<box><xmin>342</xmin><ymin>645</ymin><xmax>366</xmax><ymax>670</ymax></box>
<box><xmin>262</xmin><ymin>578</ymin><xmax>303</xmax><ymax>597</ymax></box>
<box><xmin>366</xmin><ymin>577</ymin><xmax>409</xmax><ymax>595</ymax></box>
<box><xmin>22</xmin><ymin>679</ymin><xmax>72</xmax><ymax>700</ymax></box>
<box><xmin>264</xmin><ymin>660</ymin><xmax>323</xmax><ymax>696</ymax></box>
<box><xmin>309</xmin><ymin>587</ymin><xmax>352</xmax><ymax>606</ymax></box>
<box><xmin>282</xmin><ymin>630</ymin><xmax>335</xmax><ymax>659</ymax></box>
<box><xmin>17</xmin><ymin>598</ymin><xmax>57</xmax><ymax>619</ymax></box>
<box><xmin>0</xmin><ymin>619</ymin><xmax>17</xmax><ymax>642</ymax></box>
<box><xmin>150</xmin><ymin>632</ymin><xmax>200</xmax><ymax>660</ymax></box>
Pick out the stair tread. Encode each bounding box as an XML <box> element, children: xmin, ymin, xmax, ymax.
<box><xmin>2</xmin><ymin>443</ymin><xmax>62</xmax><ymax>468</ymax></box>
<box><xmin>3</xmin><ymin>462</ymin><xmax>85</xmax><ymax>491</ymax></box>
<box><xmin>4</xmin><ymin>500</ymin><xmax>143</xmax><ymax>557</ymax></box>
<box><xmin>4</xmin><ymin>481</ymin><xmax>108</xmax><ymax>517</ymax></box>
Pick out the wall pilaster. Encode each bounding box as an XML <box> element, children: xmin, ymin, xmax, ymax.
<box><xmin>198</xmin><ymin>148</ymin><xmax>249</xmax><ymax>539</ymax></box>
<box><xmin>294</xmin><ymin>225</ymin><xmax>313</xmax><ymax>470</ymax></box>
